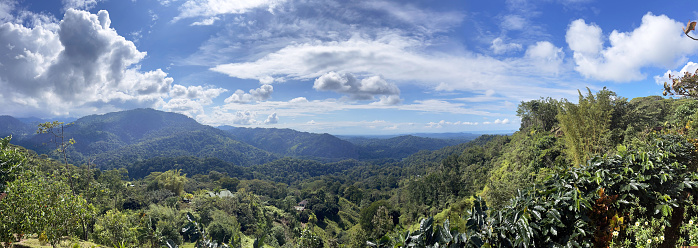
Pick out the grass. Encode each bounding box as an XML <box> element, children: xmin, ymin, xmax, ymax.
<box><xmin>13</xmin><ymin>237</ymin><xmax>101</xmax><ymax>248</ymax></box>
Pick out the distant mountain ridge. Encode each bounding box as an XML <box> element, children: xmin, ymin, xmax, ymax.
<box><xmin>0</xmin><ymin>115</ymin><xmax>34</xmax><ymax>140</ymax></box>
<box><xmin>0</xmin><ymin>108</ymin><xmax>480</xmax><ymax>174</ymax></box>
<box><xmin>225</xmin><ymin>127</ymin><xmax>359</xmax><ymax>159</ymax></box>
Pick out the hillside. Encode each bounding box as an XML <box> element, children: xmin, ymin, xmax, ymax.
<box><xmin>225</xmin><ymin>127</ymin><xmax>360</xmax><ymax>159</ymax></box>
<box><xmin>13</xmin><ymin>109</ymin><xmax>276</xmax><ymax>168</ymax></box>
<box><xmin>346</xmin><ymin>135</ymin><xmax>476</xmax><ymax>159</ymax></box>
<box><xmin>0</xmin><ymin>115</ymin><xmax>33</xmax><ymax>140</ymax></box>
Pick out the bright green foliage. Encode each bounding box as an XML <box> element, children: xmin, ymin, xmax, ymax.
<box><xmin>679</xmin><ymin>216</ymin><xmax>698</xmax><ymax>245</ymax></box>
<box><xmin>181</xmin><ymin>212</ymin><xmax>232</xmax><ymax>248</ymax></box>
<box><xmin>611</xmin><ymin>218</ymin><xmax>666</xmax><ymax>247</ymax></box>
<box><xmin>0</xmin><ymin>174</ymin><xmax>93</xmax><ymax>248</ymax></box>
<box><xmin>92</xmin><ymin>209</ymin><xmax>137</xmax><ymax>247</ymax></box>
<box><xmin>517</xmin><ymin>97</ymin><xmax>560</xmax><ymax>131</ymax></box>
<box><xmin>484</xmin><ymin>131</ymin><xmax>565</xmax><ymax>209</ymax></box>
<box><xmin>148</xmin><ymin>169</ymin><xmax>188</xmax><ymax>196</ymax></box>
<box><xmin>671</xmin><ymin>100</ymin><xmax>698</xmax><ymax>126</ymax></box>
<box><xmin>207</xmin><ymin>209</ymin><xmax>240</xmax><ymax>245</ymax></box>
<box><xmin>369</xmin><ymin>217</ymin><xmax>468</xmax><ymax>247</ymax></box>
<box><xmin>296</xmin><ymin>228</ymin><xmax>323</xmax><ymax>248</ymax></box>
<box><xmin>0</xmin><ymin>136</ymin><xmax>24</xmax><ymax>193</ymax></box>
<box><xmin>558</xmin><ymin>88</ymin><xmax>619</xmax><ymax>165</ymax></box>
<box><xmin>139</xmin><ymin>204</ymin><xmax>184</xmax><ymax>247</ymax></box>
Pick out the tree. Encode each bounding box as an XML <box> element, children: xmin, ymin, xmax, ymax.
<box><xmin>0</xmin><ymin>136</ymin><xmax>24</xmax><ymax>193</ymax></box>
<box><xmin>1</xmin><ymin>174</ymin><xmax>94</xmax><ymax>248</ymax></box>
<box><xmin>557</xmin><ymin>88</ymin><xmax>618</xmax><ymax>165</ymax></box>
<box><xmin>36</xmin><ymin>121</ymin><xmax>75</xmax><ymax>166</ymax></box>
<box><xmin>148</xmin><ymin>169</ymin><xmax>188</xmax><ymax>196</ymax></box>
<box><xmin>517</xmin><ymin>97</ymin><xmax>560</xmax><ymax>131</ymax></box>
<box><xmin>664</xmin><ymin>23</ymin><xmax>698</xmax><ymax>97</ymax></box>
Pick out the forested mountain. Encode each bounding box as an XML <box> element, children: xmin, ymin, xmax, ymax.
<box><xmin>0</xmin><ymin>115</ymin><xmax>33</xmax><ymax>140</ymax></box>
<box><xmin>346</xmin><ymin>135</ymin><xmax>476</xmax><ymax>159</ymax></box>
<box><xmin>225</xmin><ymin>127</ymin><xmax>360</xmax><ymax>159</ymax></box>
<box><xmin>10</xmin><ymin>109</ymin><xmax>276</xmax><ymax>168</ymax></box>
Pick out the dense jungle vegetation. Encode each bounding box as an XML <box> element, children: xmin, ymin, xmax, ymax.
<box><xmin>3</xmin><ymin>84</ymin><xmax>698</xmax><ymax>247</ymax></box>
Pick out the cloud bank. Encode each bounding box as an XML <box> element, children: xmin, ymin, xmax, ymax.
<box><xmin>0</xmin><ymin>9</ymin><xmax>224</xmax><ymax>117</ymax></box>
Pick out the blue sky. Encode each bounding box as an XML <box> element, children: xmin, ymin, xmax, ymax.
<box><xmin>1</xmin><ymin>0</ymin><xmax>697</xmax><ymax>135</ymax></box>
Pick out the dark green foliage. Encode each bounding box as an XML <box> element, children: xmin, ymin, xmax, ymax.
<box><xmin>96</xmin><ymin>130</ymin><xmax>277</xmax><ymax>169</ymax></box>
<box><xmin>360</xmin><ymin>200</ymin><xmax>399</xmax><ymax>239</ymax></box>
<box><xmin>350</xmin><ymin>135</ymin><xmax>475</xmax><ymax>160</ymax></box>
<box><xmin>0</xmin><ymin>117</ymin><xmax>33</xmax><ymax>140</ymax></box>
<box><xmin>207</xmin><ymin>209</ymin><xmax>240</xmax><ymax>246</ymax></box>
<box><xmin>517</xmin><ymin>97</ymin><xmax>560</xmax><ymax>131</ymax></box>
<box><xmin>182</xmin><ymin>212</ymin><xmax>231</xmax><ymax>248</ymax></box>
<box><xmin>484</xmin><ymin>131</ymin><xmax>566</xmax><ymax>209</ymax></box>
<box><xmin>227</xmin><ymin>127</ymin><xmax>360</xmax><ymax>159</ymax></box>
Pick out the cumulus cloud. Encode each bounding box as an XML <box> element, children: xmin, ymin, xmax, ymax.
<box><xmin>164</xmin><ymin>85</ymin><xmax>227</xmax><ymax>116</ymax></box>
<box><xmin>224</xmin><ymin>84</ymin><xmax>273</xmax><ymax>104</ymax></box>
<box><xmin>289</xmin><ymin>97</ymin><xmax>309</xmax><ymax>104</ymax></box>
<box><xmin>264</xmin><ymin>112</ymin><xmax>278</xmax><ymax>124</ymax></box>
<box><xmin>233</xmin><ymin>110</ymin><xmax>258</xmax><ymax>125</ymax></box>
<box><xmin>313</xmin><ymin>72</ymin><xmax>400</xmax><ymax>103</ymax></box>
<box><xmin>0</xmin><ymin>9</ymin><xmax>224</xmax><ymax>117</ymax></box>
<box><xmin>654</xmin><ymin>61</ymin><xmax>698</xmax><ymax>85</ymax></box>
<box><xmin>525</xmin><ymin>41</ymin><xmax>564</xmax><ymax>74</ymax></box>
<box><xmin>491</xmin><ymin>37</ymin><xmax>522</xmax><ymax>54</ymax></box>
<box><xmin>566</xmin><ymin>13</ymin><xmax>698</xmax><ymax>82</ymax></box>
<box><xmin>0</xmin><ymin>1</ymin><xmax>15</xmax><ymax>21</ymax></box>
<box><xmin>494</xmin><ymin>118</ymin><xmax>510</xmax><ymax>124</ymax></box>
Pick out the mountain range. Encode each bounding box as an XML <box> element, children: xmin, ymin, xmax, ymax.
<box><xmin>0</xmin><ymin>108</ymin><xmax>479</xmax><ymax>174</ymax></box>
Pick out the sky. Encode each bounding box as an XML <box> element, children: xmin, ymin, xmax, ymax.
<box><xmin>1</xmin><ymin>0</ymin><xmax>698</xmax><ymax>135</ymax></box>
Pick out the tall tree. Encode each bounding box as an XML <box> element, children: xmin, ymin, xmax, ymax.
<box><xmin>557</xmin><ymin>88</ymin><xmax>617</xmax><ymax>165</ymax></box>
<box><xmin>36</xmin><ymin>121</ymin><xmax>75</xmax><ymax>166</ymax></box>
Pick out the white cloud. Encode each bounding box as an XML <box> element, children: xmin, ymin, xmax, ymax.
<box><xmin>313</xmin><ymin>72</ymin><xmax>400</xmax><ymax>103</ymax></box>
<box><xmin>525</xmin><ymin>41</ymin><xmax>564</xmax><ymax>75</ymax></box>
<box><xmin>289</xmin><ymin>97</ymin><xmax>309</xmax><ymax>104</ymax></box>
<box><xmin>494</xmin><ymin>118</ymin><xmax>510</xmax><ymax>124</ymax></box>
<box><xmin>233</xmin><ymin>110</ymin><xmax>258</xmax><ymax>125</ymax></box>
<box><xmin>173</xmin><ymin>0</ymin><xmax>285</xmax><ymax>22</ymax></box>
<box><xmin>191</xmin><ymin>17</ymin><xmax>219</xmax><ymax>26</ymax></box>
<box><xmin>264</xmin><ymin>112</ymin><xmax>278</xmax><ymax>124</ymax></box>
<box><xmin>224</xmin><ymin>84</ymin><xmax>273</xmax><ymax>104</ymax></box>
<box><xmin>491</xmin><ymin>37</ymin><xmax>522</xmax><ymax>54</ymax></box>
<box><xmin>654</xmin><ymin>61</ymin><xmax>698</xmax><ymax>85</ymax></box>
<box><xmin>0</xmin><ymin>0</ymin><xmax>15</xmax><ymax>21</ymax></box>
<box><xmin>62</xmin><ymin>0</ymin><xmax>103</xmax><ymax>10</ymax></box>
<box><xmin>0</xmin><ymin>9</ymin><xmax>224</xmax><ymax>117</ymax></box>
<box><xmin>566</xmin><ymin>13</ymin><xmax>698</xmax><ymax>82</ymax></box>
<box><xmin>427</xmin><ymin>120</ymin><xmax>479</xmax><ymax>128</ymax></box>
<box><xmin>210</xmin><ymin>34</ymin><xmax>575</xmax><ymax>102</ymax></box>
